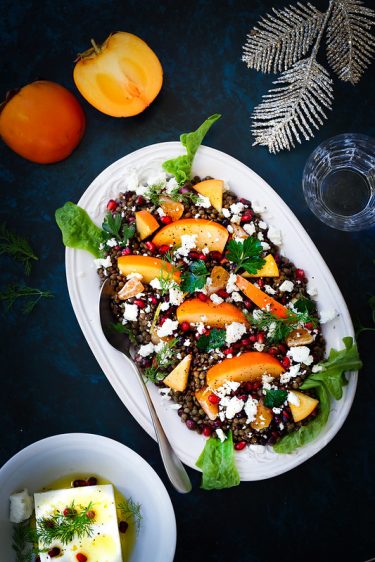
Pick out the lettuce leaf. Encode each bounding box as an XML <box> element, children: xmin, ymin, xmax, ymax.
<box><xmin>55</xmin><ymin>202</ymin><xmax>106</xmax><ymax>258</ymax></box>
<box><xmin>196</xmin><ymin>431</ymin><xmax>240</xmax><ymax>490</ymax></box>
<box><xmin>273</xmin><ymin>337</ymin><xmax>361</xmax><ymax>454</ymax></box>
<box><xmin>162</xmin><ymin>114</ymin><xmax>221</xmax><ymax>184</ymax></box>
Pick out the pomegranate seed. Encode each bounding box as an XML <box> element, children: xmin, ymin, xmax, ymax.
<box><xmin>128</xmin><ymin>216</ymin><xmax>136</xmax><ymax>223</ymax></box>
<box><xmin>149</xmin><ymin>295</ymin><xmax>158</xmax><ymax>305</ymax></box>
<box><xmin>145</xmin><ymin>241</ymin><xmax>156</xmax><ymax>253</ymax></box>
<box><xmin>86</xmin><ymin>476</ymin><xmax>97</xmax><ymax>486</ymax></box>
<box><xmin>305</xmin><ymin>322</ymin><xmax>314</xmax><ymax>330</ymax></box>
<box><xmin>278</xmin><ymin>343</ymin><xmax>287</xmax><ymax>354</ymax></box>
<box><xmin>159</xmin><ymin>244</ymin><xmax>170</xmax><ymax>254</ymax></box>
<box><xmin>282</xmin><ymin>410</ymin><xmax>290</xmax><ymax>420</ymax></box>
<box><xmin>119</xmin><ymin>520</ymin><xmax>129</xmax><ymax>533</ymax></box>
<box><xmin>252</xmin><ymin>382</ymin><xmax>261</xmax><ymax>390</ymax></box>
<box><xmin>217</xmin><ymin>289</ymin><xmax>229</xmax><ymax>299</ymax></box>
<box><xmin>234</xmin><ymin>441</ymin><xmax>247</xmax><ymax>451</ymax></box>
<box><xmin>243</xmin><ymin>299</ymin><xmax>253</xmax><ymax>309</ymax></box>
<box><xmin>268</xmin><ymin>347</ymin><xmax>278</xmax><ymax>356</ymax></box>
<box><xmin>239</xmin><ymin>198</ymin><xmax>251</xmax><ymax>205</ymax></box>
<box><xmin>86</xmin><ymin>510</ymin><xmax>95</xmax><ymax>519</ymax></box>
<box><xmin>208</xmin><ymin>393</ymin><xmax>220</xmax><ymax>404</ymax></box>
<box><xmin>240</xmin><ymin>338</ymin><xmax>250</xmax><ymax>346</ymax></box>
<box><xmin>186</xmin><ymin>419</ymin><xmax>196</xmax><ymax>430</ymax></box>
<box><xmin>189</xmin><ymin>251</ymin><xmax>201</xmax><ymax>260</ymax></box>
<box><xmin>198</xmin><ymin>253</ymin><xmax>207</xmax><ymax>260</ymax></box>
<box><xmin>114</xmin><ymin>245</ymin><xmax>121</xmax><ymax>251</ymax></box>
<box><xmin>210</xmin><ymin>251</ymin><xmax>222</xmax><ymax>260</ymax></box>
<box><xmin>121</xmin><ymin>247</ymin><xmax>132</xmax><ymax>256</ymax></box>
<box><xmin>295</xmin><ymin>268</ymin><xmax>305</xmax><ymax>281</ymax></box>
<box><xmin>133</xmin><ymin>299</ymin><xmax>145</xmax><ymax>308</ymax></box>
<box><xmin>48</xmin><ymin>548</ymin><xmax>61</xmax><ymax>558</ymax></box>
<box><xmin>257</xmin><ymin>278</ymin><xmax>265</xmax><ymax>288</ymax></box>
<box><xmin>238</xmin><ymin>394</ymin><xmax>248</xmax><ymax>401</ymax></box>
<box><xmin>257</xmin><ymin>332</ymin><xmax>265</xmax><ymax>344</ymax></box>
<box><xmin>249</xmin><ymin>334</ymin><xmax>257</xmax><ymax>342</ymax></box>
<box><xmin>274</xmin><ymin>253</ymin><xmax>281</xmax><ymax>263</ymax></box>
<box><xmin>233</xmin><ymin>342</ymin><xmax>242</xmax><ymax>350</ymax></box>
<box><xmin>159</xmin><ymin>316</ymin><xmax>167</xmax><ymax>325</ymax></box>
<box><xmin>197</xmin><ymin>292</ymin><xmax>208</xmax><ymax>302</ymax></box>
<box><xmin>76</xmin><ymin>555</ymin><xmax>87</xmax><ymax>562</ymax></box>
<box><xmin>106</xmin><ymin>199</ymin><xmax>117</xmax><ymax>211</ymax></box>
<box><xmin>160</xmin><ymin>215</ymin><xmax>172</xmax><ymax>225</ymax></box>
<box><xmin>212</xmin><ymin>419</ymin><xmax>222</xmax><ymax>429</ymax></box>
<box><xmin>240</xmin><ymin>214</ymin><xmax>253</xmax><ymax>223</ymax></box>
<box><xmin>181</xmin><ymin>321</ymin><xmax>190</xmax><ymax>332</ymax></box>
<box><xmin>245</xmin><ymin>381</ymin><xmax>254</xmax><ymax>392</ymax></box>
<box><xmin>136</xmin><ymin>195</ymin><xmax>144</xmax><ymax>205</ymax></box>
<box><xmin>281</xmin><ymin>357</ymin><xmax>290</xmax><ymax>369</ymax></box>
<box><xmin>73</xmin><ymin>479</ymin><xmax>87</xmax><ymax>488</ymax></box>
<box><xmin>202</xmin><ymin>328</ymin><xmax>210</xmax><ymax>336</ymax></box>
<box><xmin>63</xmin><ymin>507</ymin><xmax>76</xmax><ymax>517</ymax></box>
<box><xmin>203</xmin><ymin>427</ymin><xmax>212</xmax><ymax>437</ymax></box>
<box><xmin>224</xmin><ymin>347</ymin><xmax>234</xmax><ymax>355</ymax></box>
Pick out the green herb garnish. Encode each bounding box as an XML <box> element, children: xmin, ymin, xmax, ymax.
<box><xmin>56</xmin><ymin>202</ymin><xmax>106</xmax><ymax>258</ymax></box>
<box><xmin>249</xmin><ymin>308</ymin><xmax>318</xmax><ymax>343</ymax></box>
<box><xmin>102</xmin><ymin>212</ymin><xmax>135</xmax><ymax>245</ymax></box>
<box><xmin>0</xmin><ymin>223</ymin><xmax>38</xmax><ymax>276</ymax></box>
<box><xmin>180</xmin><ymin>260</ymin><xmax>208</xmax><ymax>293</ymax></box>
<box><xmin>167</xmin><ymin>185</ymin><xmax>200</xmax><ymax>205</ymax></box>
<box><xmin>293</xmin><ymin>296</ymin><xmax>316</xmax><ymax>315</ymax></box>
<box><xmin>118</xmin><ymin>499</ymin><xmax>142</xmax><ymax>535</ymax></box>
<box><xmin>111</xmin><ymin>322</ymin><xmax>137</xmax><ymax>343</ymax></box>
<box><xmin>274</xmin><ymin>337</ymin><xmax>362</xmax><ymax>454</ymax></box>
<box><xmin>37</xmin><ymin>501</ymin><xmax>95</xmax><ymax>546</ymax></box>
<box><xmin>143</xmin><ymin>339</ymin><xmax>178</xmax><ymax>382</ymax></box>
<box><xmin>197</xmin><ymin>328</ymin><xmax>226</xmax><ymax>352</ymax></box>
<box><xmin>0</xmin><ymin>285</ymin><xmax>54</xmax><ymax>314</ymax></box>
<box><xmin>196</xmin><ymin>430</ymin><xmax>240</xmax><ymax>490</ymax></box>
<box><xmin>264</xmin><ymin>389</ymin><xmax>288</xmax><ymax>408</ymax></box>
<box><xmin>144</xmin><ymin>182</ymin><xmax>165</xmax><ymax>207</ymax></box>
<box><xmin>163</xmin><ymin>114</ymin><xmax>221</xmax><ymax>184</ymax></box>
<box><xmin>226</xmin><ymin>237</ymin><xmax>266</xmax><ymax>274</ymax></box>
<box><xmin>157</xmin><ymin>258</ymin><xmax>180</xmax><ymax>296</ymax></box>
<box><xmin>12</xmin><ymin>521</ymin><xmax>38</xmax><ymax>562</ymax></box>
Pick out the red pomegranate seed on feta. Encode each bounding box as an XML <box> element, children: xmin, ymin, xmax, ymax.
<box><xmin>208</xmin><ymin>393</ymin><xmax>220</xmax><ymax>404</ymax></box>
<box><xmin>281</xmin><ymin>356</ymin><xmax>290</xmax><ymax>369</ymax></box>
<box><xmin>240</xmin><ymin>214</ymin><xmax>253</xmax><ymax>223</ymax></box>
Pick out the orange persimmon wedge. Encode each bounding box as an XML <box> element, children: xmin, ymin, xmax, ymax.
<box><xmin>193</xmin><ymin>179</ymin><xmax>224</xmax><ymax>212</ymax></box>
<box><xmin>236</xmin><ymin>275</ymin><xmax>288</xmax><ymax>318</ymax></box>
<box><xmin>135</xmin><ymin>210</ymin><xmax>159</xmax><ymax>240</ymax></box>
<box><xmin>195</xmin><ymin>387</ymin><xmax>219</xmax><ymax>420</ymax></box>
<box><xmin>152</xmin><ymin>219</ymin><xmax>229</xmax><ymax>253</ymax></box>
<box><xmin>242</xmin><ymin>254</ymin><xmax>279</xmax><ymax>278</ymax></box>
<box><xmin>73</xmin><ymin>32</ymin><xmax>163</xmax><ymax>117</ymax></box>
<box><xmin>288</xmin><ymin>391</ymin><xmax>319</xmax><ymax>422</ymax></box>
<box><xmin>163</xmin><ymin>354</ymin><xmax>192</xmax><ymax>392</ymax></box>
<box><xmin>176</xmin><ymin>298</ymin><xmax>248</xmax><ymax>327</ymax></box>
<box><xmin>117</xmin><ymin>255</ymin><xmax>180</xmax><ymax>284</ymax></box>
<box><xmin>206</xmin><ymin>351</ymin><xmax>284</xmax><ymax>390</ymax></box>
<box><xmin>250</xmin><ymin>401</ymin><xmax>273</xmax><ymax>430</ymax></box>
<box><xmin>160</xmin><ymin>197</ymin><xmax>184</xmax><ymax>221</ymax></box>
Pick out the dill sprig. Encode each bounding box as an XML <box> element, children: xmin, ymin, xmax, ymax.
<box><xmin>145</xmin><ymin>181</ymin><xmax>199</xmax><ymax>207</ymax></box>
<box><xmin>144</xmin><ymin>339</ymin><xmax>178</xmax><ymax>382</ymax></box>
<box><xmin>36</xmin><ymin>501</ymin><xmax>95</xmax><ymax>547</ymax></box>
<box><xmin>249</xmin><ymin>308</ymin><xmax>318</xmax><ymax>343</ymax></box>
<box><xmin>0</xmin><ymin>285</ymin><xmax>54</xmax><ymax>314</ymax></box>
<box><xmin>168</xmin><ymin>185</ymin><xmax>199</xmax><ymax>205</ymax></box>
<box><xmin>118</xmin><ymin>498</ymin><xmax>142</xmax><ymax>536</ymax></box>
<box><xmin>12</xmin><ymin>522</ymin><xmax>38</xmax><ymax>562</ymax></box>
<box><xmin>144</xmin><ymin>182</ymin><xmax>166</xmax><ymax>206</ymax></box>
<box><xmin>0</xmin><ymin>223</ymin><xmax>38</xmax><ymax>275</ymax></box>
<box><xmin>157</xmin><ymin>257</ymin><xmax>180</xmax><ymax>296</ymax></box>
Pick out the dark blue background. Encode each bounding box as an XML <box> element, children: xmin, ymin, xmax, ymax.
<box><xmin>1</xmin><ymin>1</ymin><xmax>374</xmax><ymax>561</ymax></box>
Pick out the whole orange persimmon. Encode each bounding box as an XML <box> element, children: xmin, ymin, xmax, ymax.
<box><xmin>74</xmin><ymin>32</ymin><xmax>163</xmax><ymax>117</ymax></box>
<box><xmin>0</xmin><ymin>81</ymin><xmax>85</xmax><ymax>164</ymax></box>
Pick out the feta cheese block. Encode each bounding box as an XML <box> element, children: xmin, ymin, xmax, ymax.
<box><xmin>34</xmin><ymin>484</ymin><xmax>123</xmax><ymax>562</ymax></box>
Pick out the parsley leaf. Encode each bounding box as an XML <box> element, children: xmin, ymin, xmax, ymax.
<box><xmin>180</xmin><ymin>260</ymin><xmax>208</xmax><ymax>293</ymax></box>
<box><xmin>263</xmin><ymin>389</ymin><xmax>288</xmax><ymax>408</ymax></box>
<box><xmin>294</xmin><ymin>296</ymin><xmax>316</xmax><ymax>314</ymax></box>
<box><xmin>226</xmin><ymin>237</ymin><xmax>266</xmax><ymax>274</ymax></box>
<box><xmin>102</xmin><ymin>213</ymin><xmax>135</xmax><ymax>245</ymax></box>
<box><xmin>197</xmin><ymin>328</ymin><xmax>226</xmax><ymax>352</ymax></box>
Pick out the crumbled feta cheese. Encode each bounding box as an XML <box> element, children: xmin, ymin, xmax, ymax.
<box><xmin>145</xmin><ymin>305</ymin><xmax>151</xmax><ymax>313</ymax></box>
<box><xmin>279</xmin><ymin>280</ymin><xmax>294</xmax><ymax>292</ymax></box>
<box><xmin>231</xmin><ymin>291</ymin><xmax>243</xmax><ymax>302</ymax></box>
<box><xmin>307</xmin><ymin>286</ymin><xmax>318</xmax><ymax>297</ymax></box>
<box><xmin>123</xmin><ymin>303</ymin><xmax>138</xmax><ymax>322</ymax></box>
<box><xmin>261</xmin><ymin>242</ymin><xmax>271</xmax><ymax>251</ymax></box>
<box><xmin>226</xmin><ymin>322</ymin><xmax>247</xmax><ymax>344</ymax></box>
<box><xmin>195</xmin><ymin>195</ymin><xmax>211</xmax><ymax>208</ymax></box>
<box><xmin>169</xmin><ymin>403</ymin><xmax>182</xmax><ymax>410</ymax></box>
<box><xmin>267</xmin><ymin>226</ymin><xmax>282</xmax><ymax>246</ymax></box>
<box><xmin>202</xmin><ymin>246</ymin><xmax>210</xmax><ymax>255</ymax></box>
<box><xmin>226</xmin><ymin>273</ymin><xmax>239</xmax><ymax>294</ymax></box>
<box><xmin>175</xmin><ymin>234</ymin><xmax>198</xmax><ymax>257</ymax></box>
<box><xmin>243</xmin><ymin>222</ymin><xmax>256</xmax><ymax>236</ymax></box>
<box><xmin>138</xmin><ymin>343</ymin><xmax>155</xmax><ymax>357</ymax></box>
<box><xmin>150</xmin><ymin>278</ymin><xmax>162</xmax><ymax>290</ymax></box>
<box><xmin>258</xmin><ymin>221</ymin><xmax>267</xmax><ymax>230</ymax></box>
<box><xmin>9</xmin><ymin>489</ymin><xmax>33</xmax><ymax>523</ymax></box>
<box><xmin>244</xmin><ymin>397</ymin><xmax>259</xmax><ymax>424</ymax></box>
<box><xmin>106</xmin><ymin>237</ymin><xmax>118</xmax><ymax>247</ymax></box>
<box><xmin>156</xmin><ymin>207</ymin><xmax>166</xmax><ymax>217</ymax></box>
<box><xmin>272</xmin><ymin>407</ymin><xmax>282</xmax><ymax>414</ymax></box>
<box><xmin>124</xmin><ymin>168</ymin><xmax>139</xmax><ymax>192</ymax></box>
<box><xmin>210</xmin><ymin>293</ymin><xmax>224</xmax><ymax>304</ymax></box>
<box><xmin>222</xmin><ymin>208</ymin><xmax>231</xmax><ymax>218</ymax></box>
<box><xmin>252</xmin><ymin>309</ymin><xmax>263</xmax><ymax>321</ymax></box>
<box><xmin>288</xmin><ymin>391</ymin><xmax>300</xmax><ymax>406</ymax></box>
<box><xmin>254</xmin><ymin>342</ymin><xmax>265</xmax><ymax>352</ymax></box>
<box><xmin>280</xmin><ymin>363</ymin><xmax>301</xmax><ymax>383</ymax></box>
<box><xmin>160</xmin><ymin>302</ymin><xmax>170</xmax><ymax>311</ymax></box>
<box><xmin>196</xmin><ymin>322</ymin><xmax>206</xmax><ymax>335</ymax></box>
<box><xmin>287</xmin><ymin>346</ymin><xmax>313</xmax><ymax>365</ymax></box>
<box><xmin>183</xmin><ymin>339</ymin><xmax>191</xmax><ymax>347</ymax></box>
<box><xmin>165</xmin><ymin>176</ymin><xmax>179</xmax><ymax>193</ymax></box>
<box><xmin>227</xmin><ymin>224</ymin><xmax>234</xmax><ymax>233</ymax></box>
<box><xmin>252</xmin><ymin>201</ymin><xmax>266</xmax><ymax>213</ymax></box>
<box><xmin>157</xmin><ymin>319</ymin><xmax>179</xmax><ymax>338</ymax></box>
<box><xmin>264</xmin><ymin>284</ymin><xmax>276</xmax><ymax>295</ymax></box>
<box><xmin>146</xmin><ymin>171</ymin><xmax>167</xmax><ymax>187</ymax></box>
<box><xmin>257</xmin><ymin>232</ymin><xmax>264</xmax><ymax>241</ymax></box>
<box><xmin>231</xmin><ymin>214</ymin><xmax>241</xmax><ymax>224</ymax></box>
<box><xmin>216</xmin><ymin>429</ymin><xmax>227</xmax><ymax>443</ymax></box>
<box><xmin>312</xmin><ymin>364</ymin><xmax>323</xmax><ymax>373</ymax></box>
<box><xmin>319</xmin><ymin>308</ymin><xmax>338</xmax><ymax>324</ymax></box>
<box><xmin>94</xmin><ymin>256</ymin><xmax>112</xmax><ymax>269</ymax></box>
<box><xmin>230</xmin><ymin>202</ymin><xmax>245</xmax><ymax>215</ymax></box>
<box><xmin>223</xmin><ymin>396</ymin><xmax>244</xmax><ymax>419</ymax></box>
<box><xmin>226</xmin><ymin>353</ymin><xmax>233</xmax><ymax>358</ymax></box>
<box><xmin>169</xmin><ymin>286</ymin><xmax>184</xmax><ymax>306</ymax></box>
<box><xmin>126</xmin><ymin>272</ymin><xmax>143</xmax><ymax>280</ymax></box>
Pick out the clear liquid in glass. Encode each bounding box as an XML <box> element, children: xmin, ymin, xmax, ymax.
<box><xmin>320</xmin><ymin>168</ymin><xmax>371</xmax><ymax>217</ymax></box>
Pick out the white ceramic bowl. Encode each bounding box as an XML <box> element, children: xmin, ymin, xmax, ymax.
<box><xmin>0</xmin><ymin>433</ymin><xmax>176</xmax><ymax>561</ymax></box>
<box><xmin>65</xmin><ymin>142</ymin><xmax>357</xmax><ymax>480</ymax></box>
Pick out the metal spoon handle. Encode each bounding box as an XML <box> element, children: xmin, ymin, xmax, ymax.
<box><xmin>131</xmin><ymin>360</ymin><xmax>192</xmax><ymax>494</ymax></box>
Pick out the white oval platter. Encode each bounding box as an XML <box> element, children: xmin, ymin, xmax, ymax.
<box><xmin>0</xmin><ymin>433</ymin><xmax>176</xmax><ymax>561</ymax></box>
<box><xmin>65</xmin><ymin>142</ymin><xmax>357</xmax><ymax>481</ymax></box>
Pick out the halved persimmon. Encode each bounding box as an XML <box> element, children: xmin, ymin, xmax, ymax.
<box><xmin>73</xmin><ymin>32</ymin><xmax>163</xmax><ymax>117</ymax></box>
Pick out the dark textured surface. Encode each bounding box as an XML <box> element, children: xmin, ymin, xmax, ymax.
<box><xmin>0</xmin><ymin>1</ymin><xmax>374</xmax><ymax>561</ymax></box>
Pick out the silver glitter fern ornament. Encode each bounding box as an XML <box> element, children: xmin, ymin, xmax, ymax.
<box><xmin>242</xmin><ymin>0</ymin><xmax>375</xmax><ymax>153</ymax></box>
